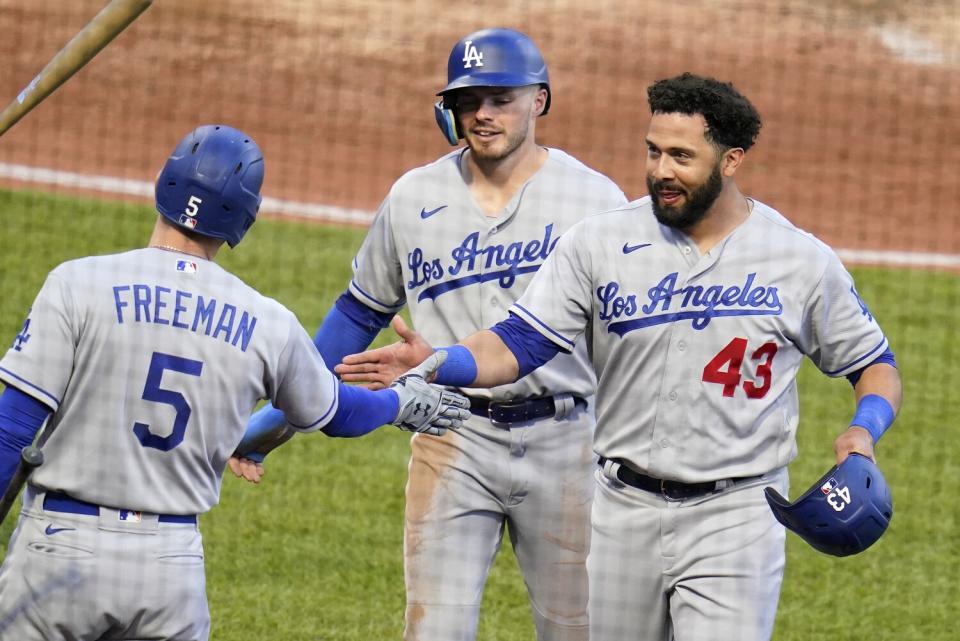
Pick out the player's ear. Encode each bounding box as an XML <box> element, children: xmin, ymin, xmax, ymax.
<box><xmin>532</xmin><ymin>86</ymin><xmax>548</xmax><ymax>117</ymax></box>
<box><xmin>721</xmin><ymin>147</ymin><xmax>745</xmax><ymax>177</ymax></box>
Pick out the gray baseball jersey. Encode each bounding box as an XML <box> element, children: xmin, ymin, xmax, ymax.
<box><xmin>349</xmin><ymin>147</ymin><xmax>627</xmax><ymax>401</ymax></box>
<box><xmin>347</xmin><ymin>147</ymin><xmax>626</xmax><ymax>641</ymax></box>
<box><xmin>512</xmin><ymin>196</ymin><xmax>888</xmax><ymax>482</ymax></box>
<box><xmin>0</xmin><ymin>247</ymin><xmax>338</xmax><ymax>515</ymax></box>
<box><xmin>512</xmin><ymin>196</ymin><xmax>888</xmax><ymax>641</ymax></box>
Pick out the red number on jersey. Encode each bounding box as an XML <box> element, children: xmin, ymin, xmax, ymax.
<box><xmin>702</xmin><ymin>337</ymin><xmax>747</xmax><ymax>397</ymax></box>
<box><xmin>702</xmin><ymin>338</ymin><xmax>778</xmax><ymax>399</ymax></box>
<box><xmin>744</xmin><ymin>342</ymin><xmax>778</xmax><ymax>398</ymax></box>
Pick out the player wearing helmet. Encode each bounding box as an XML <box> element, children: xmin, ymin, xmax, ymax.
<box><xmin>235</xmin><ymin>29</ymin><xmax>626</xmax><ymax>641</ymax></box>
<box><xmin>0</xmin><ymin>125</ymin><xmax>468</xmax><ymax>640</ymax></box>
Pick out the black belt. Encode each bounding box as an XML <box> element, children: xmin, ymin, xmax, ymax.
<box><xmin>599</xmin><ymin>457</ymin><xmax>762</xmax><ymax>500</ymax></box>
<box><xmin>43</xmin><ymin>491</ymin><xmax>197</xmax><ymax>524</ymax></box>
<box><xmin>469</xmin><ymin>395</ymin><xmax>586</xmax><ymax>424</ymax></box>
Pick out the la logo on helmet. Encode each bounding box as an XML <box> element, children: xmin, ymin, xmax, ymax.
<box><xmin>462</xmin><ymin>41</ymin><xmax>484</xmax><ymax>68</ymax></box>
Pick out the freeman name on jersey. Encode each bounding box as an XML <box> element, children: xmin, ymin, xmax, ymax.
<box><xmin>598</xmin><ymin>271</ymin><xmax>782</xmax><ymax>335</ymax></box>
<box><xmin>112</xmin><ymin>284</ymin><xmax>257</xmax><ymax>352</ymax></box>
<box><xmin>408</xmin><ymin>223</ymin><xmax>560</xmax><ymax>301</ymax></box>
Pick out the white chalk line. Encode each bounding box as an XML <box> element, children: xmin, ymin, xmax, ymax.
<box><xmin>2</xmin><ymin>162</ymin><xmax>959</xmax><ymax>269</ymax></box>
<box><xmin>0</xmin><ymin>162</ymin><xmax>374</xmax><ymax>226</ymax></box>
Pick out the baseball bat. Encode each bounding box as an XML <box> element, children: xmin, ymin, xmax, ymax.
<box><xmin>0</xmin><ymin>446</ymin><xmax>44</xmax><ymax>524</ymax></box>
<box><xmin>0</xmin><ymin>0</ymin><xmax>154</xmax><ymax>138</ymax></box>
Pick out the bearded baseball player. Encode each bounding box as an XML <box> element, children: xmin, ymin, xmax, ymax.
<box><xmin>236</xmin><ymin>28</ymin><xmax>626</xmax><ymax>641</ymax></box>
<box><xmin>0</xmin><ymin>125</ymin><xmax>468</xmax><ymax>641</ymax></box>
<box><xmin>337</xmin><ymin>73</ymin><xmax>903</xmax><ymax>640</ymax></box>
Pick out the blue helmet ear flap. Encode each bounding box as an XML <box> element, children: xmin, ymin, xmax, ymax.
<box><xmin>434</xmin><ymin>100</ymin><xmax>460</xmax><ymax>146</ymax></box>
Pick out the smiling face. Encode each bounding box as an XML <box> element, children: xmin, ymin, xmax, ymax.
<box><xmin>452</xmin><ymin>85</ymin><xmax>547</xmax><ymax>163</ymax></box>
<box><xmin>645</xmin><ymin>112</ymin><xmax>739</xmax><ymax>230</ymax></box>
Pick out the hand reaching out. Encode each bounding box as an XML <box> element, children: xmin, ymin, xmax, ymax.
<box><xmin>335</xmin><ymin>316</ymin><xmax>435</xmax><ymax>389</ymax></box>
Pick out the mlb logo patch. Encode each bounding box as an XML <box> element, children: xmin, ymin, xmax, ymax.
<box><xmin>178</xmin><ymin>214</ymin><xmax>198</xmax><ymax>229</ymax></box>
<box><xmin>118</xmin><ymin>510</ymin><xmax>142</xmax><ymax>523</ymax></box>
<box><xmin>820</xmin><ymin>477</ymin><xmax>838</xmax><ymax>495</ymax></box>
<box><xmin>177</xmin><ymin>260</ymin><xmax>198</xmax><ymax>273</ymax></box>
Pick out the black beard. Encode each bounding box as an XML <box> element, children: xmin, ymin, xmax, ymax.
<box><xmin>647</xmin><ymin>164</ymin><xmax>723</xmax><ymax>230</ymax></box>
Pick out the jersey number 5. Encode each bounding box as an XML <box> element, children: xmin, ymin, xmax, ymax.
<box><xmin>702</xmin><ymin>337</ymin><xmax>778</xmax><ymax>399</ymax></box>
<box><xmin>134</xmin><ymin>351</ymin><xmax>204</xmax><ymax>451</ymax></box>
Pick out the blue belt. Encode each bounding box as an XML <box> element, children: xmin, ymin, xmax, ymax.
<box><xmin>43</xmin><ymin>491</ymin><xmax>197</xmax><ymax>524</ymax></box>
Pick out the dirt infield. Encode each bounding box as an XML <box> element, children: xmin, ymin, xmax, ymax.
<box><xmin>1</xmin><ymin>0</ymin><xmax>958</xmax><ymax>254</ymax></box>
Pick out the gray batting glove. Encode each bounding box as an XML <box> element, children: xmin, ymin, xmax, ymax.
<box><xmin>389</xmin><ymin>350</ymin><xmax>472</xmax><ymax>436</ymax></box>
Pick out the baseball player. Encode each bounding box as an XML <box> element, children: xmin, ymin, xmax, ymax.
<box><xmin>0</xmin><ymin>125</ymin><xmax>469</xmax><ymax>641</ymax></box>
<box><xmin>235</xmin><ymin>28</ymin><xmax>626</xmax><ymax>641</ymax></box>
<box><xmin>337</xmin><ymin>73</ymin><xmax>903</xmax><ymax>640</ymax></box>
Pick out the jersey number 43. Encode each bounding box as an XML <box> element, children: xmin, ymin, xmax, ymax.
<box><xmin>702</xmin><ymin>337</ymin><xmax>778</xmax><ymax>399</ymax></box>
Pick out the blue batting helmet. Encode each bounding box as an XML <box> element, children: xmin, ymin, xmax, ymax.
<box><xmin>155</xmin><ymin>124</ymin><xmax>264</xmax><ymax>248</ymax></box>
<box><xmin>434</xmin><ymin>28</ymin><xmax>551</xmax><ymax>145</ymax></box>
<box><xmin>764</xmin><ymin>453</ymin><xmax>893</xmax><ymax>557</ymax></box>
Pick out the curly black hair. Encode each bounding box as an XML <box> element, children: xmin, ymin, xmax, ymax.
<box><xmin>646</xmin><ymin>72</ymin><xmax>761</xmax><ymax>151</ymax></box>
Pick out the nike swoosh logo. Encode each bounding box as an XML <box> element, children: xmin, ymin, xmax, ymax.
<box><xmin>622</xmin><ymin>242</ymin><xmax>652</xmax><ymax>254</ymax></box>
<box><xmin>45</xmin><ymin>524</ymin><xmax>75</xmax><ymax>536</ymax></box>
<box><xmin>420</xmin><ymin>205</ymin><xmax>448</xmax><ymax>219</ymax></box>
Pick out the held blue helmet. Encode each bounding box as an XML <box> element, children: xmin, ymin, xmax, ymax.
<box><xmin>764</xmin><ymin>453</ymin><xmax>893</xmax><ymax>557</ymax></box>
<box><xmin>434</xmin><ymin>28</ymin><xmax>551</xmax><ymax>145</ymax></box>
<box><xmin>155</xmin><ymin>125</ymin><xmax>264</xmax><ymax>247</ymax></box>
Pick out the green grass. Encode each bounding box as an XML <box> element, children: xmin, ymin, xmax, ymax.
<box><xmin>1</xmin><ymin>188</ymin><xmax>957</xmax><ymax>640</ymax></box>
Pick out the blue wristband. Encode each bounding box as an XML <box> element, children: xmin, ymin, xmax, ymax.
<box><xmin>433</xmin><ymin>344</ymin><xmax>478</xmax><ymax>387</ymax></box>
<box><xmin>849</xmin><ymin>394</ymin><xmax>895</xmax><ymax>443</ymax></box>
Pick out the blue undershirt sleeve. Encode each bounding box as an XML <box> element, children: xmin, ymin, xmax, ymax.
<box><xmin>332</xmin><ymin>290</ymin><xmax>396</xmax><ymax>338</ymax></box>
<box><xmin>490</xmin><ymin>312</ymin><xmax>565</xmax><ymax>378</ymax></box>
<box><xmin>238</xmin><ymin>291</ymin><xmax>394</xmax><ymax>456</ymax></box>
<box><xmin>0</xmin><ymin>386</ymin><xmax>53</xmax><ymax>495</ymax></box>
<box><xmin>321</xmin><ymin>382</ymin><xmax>399</xmax><ymax>437</ymax></box>
<box><xmin>845</xmin><ymin>347</ymin><xmax>897</xmax><ymax>387</ymax></box>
